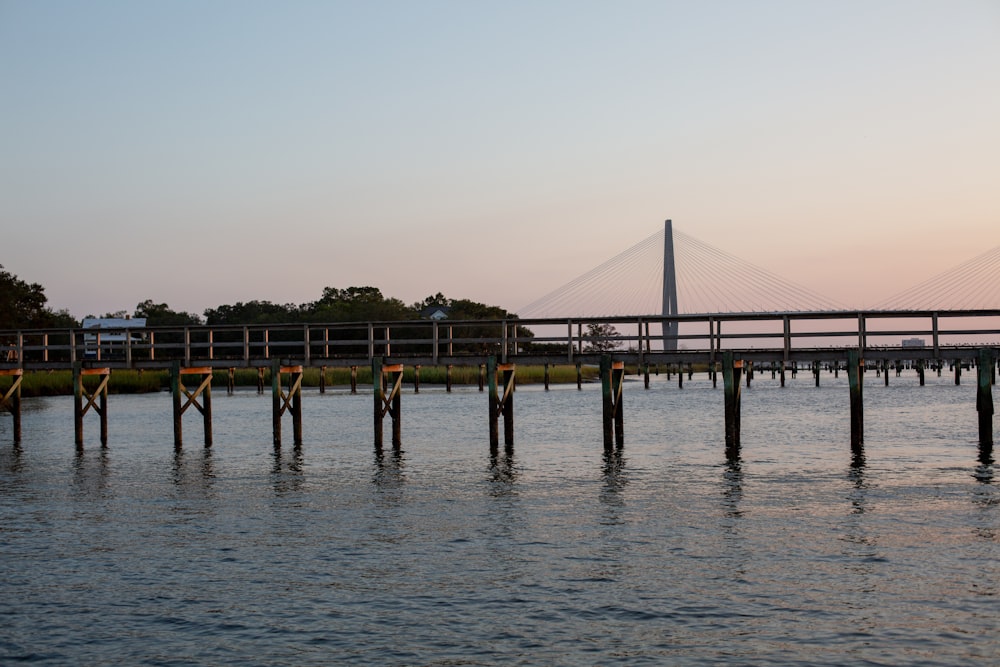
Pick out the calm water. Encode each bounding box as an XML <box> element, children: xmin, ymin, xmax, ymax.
<box><xmin>1</xmin><ymin>370</ymin><xmax>997</xmax><ymax>665</ymax></box>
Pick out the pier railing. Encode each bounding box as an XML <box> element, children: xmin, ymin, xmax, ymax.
<box><xmin>2</xmin><ymin>309</ymin><xmax>999</xmax><ymax>371</ymax></box>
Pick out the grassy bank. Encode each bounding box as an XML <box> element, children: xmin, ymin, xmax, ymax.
<box><xmin>1</xmin><ymin>364</ymin><xmax>603</xmax><ymax>398</ymax></box>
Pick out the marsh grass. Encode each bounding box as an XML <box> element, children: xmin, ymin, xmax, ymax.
<box><xmin>0</xmin><ymin>370</ymin><xmax>167</xmax><ymax>397</ymax></box>
<box><xmin>1</xmin><ymin>365</ymin><xmax>602</xmax><ymax>397</ymax></box>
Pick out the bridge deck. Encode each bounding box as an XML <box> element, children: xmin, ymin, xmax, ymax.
<box><xmin>1</xmin><ymin>309</ymin><xmax>999</xmax><ymax>372</ymax></box>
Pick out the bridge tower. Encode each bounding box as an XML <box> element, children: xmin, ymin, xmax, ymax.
<box><xmin>662</xmin><ymin>219</ymin><xmax>679</xmax><ymax>351</ymax></box>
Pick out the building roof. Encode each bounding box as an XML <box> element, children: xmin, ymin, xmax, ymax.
<box><xmin>82</xmin><ymin>317</ymin><xmax>147</xmax><ymax>328</ymax></box>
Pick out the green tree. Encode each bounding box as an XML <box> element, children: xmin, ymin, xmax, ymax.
<box><xmin>134</xmin><ymin>300</ymin><xmax>202</xmax><ymax>326</ymax></box>
<box><xmin>203</xmin><ymin>300</ymin><xmax>300</xmax><ymax>325</ymax></box>
<box><xmin>307</xmin><ymin>286</ymin><xmax>410</xmax><ymax>322</ymax></box>
<box><xmin>0</xmin><ymin>265</ymin><xmax>78</xmax><ymax>329</ymax></box>
<box><xmin>583</xmin><ymin>322</ymin><xmax>620</xmax><ymax>352</ymax></box>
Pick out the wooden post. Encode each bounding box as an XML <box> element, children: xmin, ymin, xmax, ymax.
<box><xmin>488</xmin><ymin>356</ymin><xmax>515</xmax><ymax>448</ymax></box>
<box><xmin>319</xmin><ymin>365</ymin><xmax>327</xmax><ymax>394</ymax></box>
<box><xmin>446</xmin><ymin>364</ymin><xmax>453</xmax><ymax>393</ymax></box>
<box><xmin>413</xmin><ymin>365</ymin><xmax>421</xmax><ymax>394</ymax></box>
<box><xmin>678</xmin><ymin>364</ymin><xmax>683</xmax><ymax>389</ymax></box>
<box><xmin>488</xmin><ymin>357</ymin><xmax>499</xmax><ymax>447</ymax></box>
<box><xmin>780</xmin><ymin>361</ymin><xmax>786</xmax><ymax>388</ymax></box>
<box><xmin>171</xmin><ymin>362</ymin><xmax>213</xmax><ymax>448</ymax></box>
<box><xmin>272</xmin><ymin>360</ymin><xmax>303</xmax><ymax>447</ymax></box>
<box><xmin>644</xmin><ymin>363</ymin><xmax>650</xmax><ymax>389</ymax></box>
<box><xmin>955</xmin><ymin>360</ymin><xmax>962</xmax><ymax>386</ymax></box>
<box><xmin>883</xmin><ymin>360</ymin><xmax>889</xmax><ymax>386</ymax></box>
<box><xmin>722</xmin><ymin>351</ymin><xmax>742</xmax><ymax>455</ymax></box>
<box><xmin>600</xmin><ymin>356</ymin><xmax>624</xmax><ymax>449</ymax></box>
<box><xmin>576</xmin><ymin>362</ymin><xmax>582</xmax><ymax>390</ymax></box>
<box><xmin>479</xmin><ymin>363</ymin><xmax>485</xmax><ymax>392</ymax></box>
<box><xmin>977</xmin><ymin>348</ymin><xmax>994</xmax><ymax>448</ymax></box>
<box><xmin>227</xmin><ymin>367</ymin><xmax>235</xmax><ymax>395</ymax></box>
<box><xmin>373</xmin><ymin>358</ymin><xmax>403</xmax><ymax>449</ymax></box>
<box><xmin>350</xmin><ymin>365</ymin><xmax>358</xmax><ymax>394</ymax></box>
<box><xmin>917</xmin><ymin>359</ymin><xmax>925</xmax><ymax>386</ymax></box>
<box><xmin>813</xmin><ymin>360</ymin><xmax>820</xmax><ymax>387</ymax></box>
<box><xmin>73</xmin><ymin>363</ymin><xmax>110</xmax><ymax>447</ymax></box>
<box><xmin>544</xmin><ymin>363</ymin><xmax>550</xmax><ymax>391</ymax></box>
<box><xmin>848</xmin><ymin>349</ymin><xmax>863</xmax><ymax>450</ymax></box>
<box><xmin>0</xmin><ymin>369</ymin><xmax>23</xmax><ymax>443</ymax></box>
<box><xmin>256</xmin><ymin>367</ymin><xmax>265</xmax><ymax>394</ymax></box>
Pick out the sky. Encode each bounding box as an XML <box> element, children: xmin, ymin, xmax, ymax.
<box><xmin>2</xmin><ymin>0</ymin><xmax>999</xmax><ymax>319</ymax></box>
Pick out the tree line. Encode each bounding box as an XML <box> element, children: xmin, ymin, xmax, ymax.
<box><xmin>1</xmin><ymin>265</ymin><xmax>618</xmax><ymax>352</ymax></box>
<box><xmin>0</xmin><ymin>265</ymin><xmax>517</xmax><ymax>328</ymax></box>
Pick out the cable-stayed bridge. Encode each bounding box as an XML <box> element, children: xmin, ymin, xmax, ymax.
<box><xmin>519</xmin><ymin>221</ymin><xmax>1000</xmax><ymax>318</ymax></box>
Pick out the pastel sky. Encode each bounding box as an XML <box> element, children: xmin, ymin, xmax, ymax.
<box><xmin>3</xmin><ymin>0</ymin><xmax>998</xmax><ymax>319</ymax></box>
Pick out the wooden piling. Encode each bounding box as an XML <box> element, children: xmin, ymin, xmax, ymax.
<box><xmin>847</xmin><ymin>349</ymin><xmax>863</xmax><ymax>449</ymax></box>
<box><xmin>780</xmin><ymin>361</ymin><xmax>786</xmax><ymax>387</ymax></box>
<box><xmin>272</xmin><ymin>360</ymin><xmax>303</xmax><ymax>447</ymax></box>
<box><xmin>256</xmin><ymin>367</ymin><xmax>265</xmax><ymax>394</ymax></box>
<box><xmin>414</xmin><ymin>365</ymin><xmax>421</xmax><ymax>394</ymax></box>
<box><xmin>170</xmin><ymin>362</ymin><xmax>213</xmax><ymax>448</ymax></box>
<box><xmin>600</xmin><ymin>356</ymin><xmax>624</xmax><ymax>449</ymax></box>
<box><xmin>813</xmin><ymin>361</ymin><xmax>820</xmax><ymax>387</ymax></box>
<box><xmin>977</xmin><ymin>348</ymin><xmax>994</xmax><ymax>448</ymax></box>
<box><xmin>955</xmin><ymin>360</ymin><xmax>962</xmax><ymax>385</ymax></box>
<box><xmin>373</xmin><ymin>358</ymin><xmax>402</xmax><ymax>449</ymax></box>
<box><xmin>678</xmin><ymin>364</ymin><xmax>683</xmax><ymax>389</ymax></box>
<box><xmin>227</xmin><ymin>367</ymin><xmax>235</xmax><ymax>395</ymax></box>
<box><xmin>479</xmin><ymin>364</ymin><xmax>485</xmax><ymax>392</ymax></box>
<box><xmin>446</xmin><ymin>364</ymin><xmax>453</xmax><ymax>393</ymax></box>
<box><xmin>73</xmin><ymin>363</ymin><xmax>110</xmax><ymax>447</ymax></box>
<box><xmin>488</xmin><ymin>356</ymin><xmax>515</xmax><ymax>448</ymax></box>
<box><xmin>917</xmin><ymin>359</ymin><xmax>925</xmax><ymax>386</ymax></box>
<box><xmin>577</xmin><ymin>362</ymin><xmax>583</xmax><ymax>390</ymax></box>
<box><xmin>544</xmin><ymin>363</ymin><xmax>550</xmax><ymax>391</ymax></box>
<box><xmin>0</xmin><ymin>369</ymin><xmax>23</xmax><ymax>443</ymax></box>
<box><xmin>350</xmin><ymin>366</ymin><xmax>358</xmax><ymax>394</ymax></box>
<box><xmin>319</xmin><ymin>365</ymin><xmax>327</xmax><ymax>394</ymax></box>
<box><xmin>883</xmin><ymin>360</ymin><xmax>889</xmax><ymax>386</ymax></box>
<box><xmin>644</xmin><ymin>363</ymin><xmax>650</xmax><ymax>389</ymax></box>
<box><xmin>722</xmin><ymin>351</ymin><xmax>742</xmax><ymax>455</ymax></box>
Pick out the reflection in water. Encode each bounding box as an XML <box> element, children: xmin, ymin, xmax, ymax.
<box><xmin>271</xmin><ymin>444</ymin><xmax>304</xmax><ymax>496</ymax></box>
<box><xmin>841</xmin><ymin>447</ymin><xmax>881</xmax><ymax>613</ymax></box>
<box><xmin>170</xmin><ymin>446</ymin><xmax>216</xmax><ymax>499</ymax></box>
<box><xmin>372</xmin><ymin>445</ymin><xmax>406</xmax><ymax>505</ymax></box>
<box><xmin>488</xmin><ymin>444</ymin><xmax>517</xmax><ymax>497</ymax></box>
<box><xmin>2</xmin><ymin>441</ymin><xmax>24</xmax><ymax>475</ymax></box>
<box><xmin>849</xmin><ymin>445</ymin><xmax>868</xmax><ymax>515</ymax></box>
<box><xmin>600</xmin><ymin>449</ymin><xmax>627</xmax><ymax>509</ymax></box>
<box><xmin>72</xmin><ymin>447</ymin><xmax>111</xmax><ymax>501</ymax></box>
<box><xmin>976</xmin><ymin>441</ymin><xmax>993</xmax><ymax>472</ymax></box>
<box><xmin>721</xmin><ymin>457</ymin><xmax>743</xmax><ymax>519</ymax></box>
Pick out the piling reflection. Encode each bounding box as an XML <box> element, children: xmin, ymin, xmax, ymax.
<box><xmin>2</xmin><ymin>441</ymin><xmax>24</xmax><ymax>474</ymax></box>
<box><xmin>488</xmin><ymin>443</ymin><xmax>517</xmax><ymax>497</ymax></box>
<box><xmin>170</xmin><ymin>446</ymin><xmax>216</xmax><ymax>498</ymax></box>
<box><xmin>72</xmin><ymin>446</ymin><xmax>111</xmax><ymax>501</ymax></box>
<box><xmin>271</xmin><ymin>444</ymin><xmax>304</xmax><ymax>496</ymax></box>
<box><xmin>841</xmin><ymin>447</ymin><xmax>882</xmax><ymax>607</ymax></box>
<box><xmin>721</xmin><ymin>457</ymin><xmax>743</xmax><ymax>519</ymax></box>
<box><xmin>372</xmin><ymin>444</ymin><xmax>406</xmax><ymax>504</ymax></box>
<box><xmin>977</xmin><ymin>442</ymin><xmax>994</xmax><ymax>469</ymax></box>
<box><xmin>600</xmin><ymin>448</ymin><xmax>627</xmax><ymax>508</ymax></box>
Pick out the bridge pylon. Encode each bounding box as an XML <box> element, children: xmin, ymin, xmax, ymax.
<box><xmin>662</xmin><ymin>219</ymin><xmax>678</xmax><ymax>351</ymax></box>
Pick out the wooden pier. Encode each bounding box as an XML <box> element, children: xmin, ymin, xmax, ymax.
<box><xmin>1</xmin><ymin>309</ymin><xmax>997</xmax><ymax>457</ymax></box>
